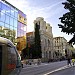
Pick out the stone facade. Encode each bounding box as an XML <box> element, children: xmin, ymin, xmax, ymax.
<box><xmin>53</xmin><ymin>37</ymin><xmax>68</xmax><ymax>59</ymax></box>
<box><xmin>34</xmin><ymin>17</ymin><xmax>54</xmax><ymax>62</ymax></box>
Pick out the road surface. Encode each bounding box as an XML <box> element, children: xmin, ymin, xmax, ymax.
<box><xmin>49</xmin><ymin>66</ymin><xmax>75</xmax><ymax>75</ymax></box>
<box><xmin>20</xmin><ymin>61</ymin><xmax>68</xmax><ymax>75</ymax></box>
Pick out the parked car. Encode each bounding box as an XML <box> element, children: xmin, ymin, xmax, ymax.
<box><xmin>0</xmin><ymin>37</ymin><xmax>22</xmax><ymax>75</ymax></box>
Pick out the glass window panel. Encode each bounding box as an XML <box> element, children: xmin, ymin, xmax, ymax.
<box><xmin>0</xmin><ymin>2</ymin><xmax>1</xmax><ymax>9</ymax></box>
<box><xmin>5</xmin><ymin>15</ymin><xmax>10</xmax><ymax>24</ymax></box>
<box><xmin>10</xmin><ymin>17</ymin><xmax>14</xmax><ymax>26</ymax></box>
<box><xmin>1</xmin><ymin>3</ymin><xmax>6</xmax><ymax>14</ymax></box>
<box><xmin>20</xmin><ymin>24</ymin><xmax>24</xmax><ymax>33</ymax></box>
<box><xmin>5</xmin><ymin>23</ymin><xmax>9</xmax><ymax>28</ymax></box>
<box><xmin>0</xmin><ymin>12</ymin><xmax>1</xmax><ymax>18</ymax></box>
<box><xmin>15</xmin><ymin>34</ymin><xmax>17</xmax><ymax>38</ymax></box>
<box><xmin>18</xmin><ymin>10</ymin><xmax>21</xmax><ymax>15</ymax></box>
<box><xmin>24</xmin><ymin>31</ymin><xmax>26</xmax><ymax>35</ymax></box>
<box><xmin>14</xmin><ymin>19</ymin><xmax>17</xmax><ymax>27</ymax></box>
<box><xmin>0</xmin><ymin>21</ymin><xmax>4</xmax><ymax>27</ymax></box>
<box><xmin>21</xmin><ymin>30</ymin><xmax>24</xmax><ymax>36</ymax></box>
<box><xmin>24</xmin><ymin>26</ymin><xmax>27</xmax><ymax>31</ymax></box>
<box><xmin>17</xmin><ymin>31</ymin><xmax>21</xmax><ymax>37</ymax></box>
<box><xmin>11</xmin><ymin>7</ymin><xmax>15</xmax><ymax>16</ymax></box>
<box><xmin>14</xmin><ymin>11</ymin><xmax>18</xmax><ymax>18</ymax></box>
<box><xmin>0</xmin><ymin>12</ymin><xmax>5</xmax><ymax>22</ymax></box>
<box><xmin>10</xmin><ymin>14</ymin><xmax>14</xmax><ymax>18</ymax></box>
<box><xmin>6</xmin><ymin>6</ymin><xmax>11</xmax><ymax>16</ymax></box>
<box><xmin>13</xmin><ymin>27</ymin><xmax>17</xmax><ymax>31</ymax></box>
<box><xmin>13</xmin><ymin>29</ymin><xmax>17</xmax><ymax>38</ymax></box>
<box><xmin>13</xmin><ymin>27</ymin><xmax>17</xmax><ymax>37</ymax></box>
<box><xmin>23</xmin><ymin>14</ymin><xmax>26</xmax><ymax>19</ymax></box>
<box><xmin>20</xmin><ymin>27</ymin><xmax>24</xmax><ymax>31</ymax></box>
<box><xmin>0</xmin><ymin>8</ymin><xmax>1</xmax><ymax>11</ymax></box>
<box><xmin>17</xmin><ymin>22</ymin><xmax>21</xmax><ymax>29</ymax></box>
<box><xmin>20</xmin><ymin>23</ymin><xmax>24</xmax><ymax>30</ymax></box>
<box><xmin>10</xmin><ymin>26</ymin><xmax>13</xmax><ymax>30</ymax></box>
<box><xmin>17</xmin><ymin>29</ymin><xmax>20</xmax><ymax>33</ymax></box>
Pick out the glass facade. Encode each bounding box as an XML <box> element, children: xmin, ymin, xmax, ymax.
<box><xmin>0</xmin><ymin>0</ymin><xmax>27</xmax><ymax>52</ymax></box>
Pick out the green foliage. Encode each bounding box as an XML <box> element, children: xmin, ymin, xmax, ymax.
<box><xmin>22</xmin><ymin>23</ymin><xmax>42</xmax><ymax>59</ymax></box>
<box><xmin>58</xmin><ymin>0</ymin><xmax>75</xmax><ymax>44</ymax></box>
<box><xmin>21</xmin><ymin>43</ymin><xmax>29</xmax><ymax>59</ymax></box>
<box><xmin>34</xmin><ymin>23</ymin><xmax>42</xmax><ymax>58</ymax></box>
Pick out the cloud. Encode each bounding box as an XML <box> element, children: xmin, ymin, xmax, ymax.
<box><xmin>25</xmin><ymin>0</ymin><xmax>65</xmax><ymax>23</ymax></box>
<box><xmin>34</xmin><ymin>0</ymin><xmax>65</xmax><ymax>11</ymax></box>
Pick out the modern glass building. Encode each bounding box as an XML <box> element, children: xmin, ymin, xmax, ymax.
<box><xmin>0</xmin><ymin>0</ymin><xmax>27</xmax><ymax>52</ymax></box>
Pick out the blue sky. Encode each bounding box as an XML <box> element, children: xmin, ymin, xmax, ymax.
<box><xmin>6</xmin><ymin>0</ymin><xmax>73</xmax><ymax>42</ymax></box>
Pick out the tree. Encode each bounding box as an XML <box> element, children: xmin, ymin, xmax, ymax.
<box><xmin>21</xmin><ymin>43</ymin><xmax>30</xmax><ymax>59</ymax></box>
<box><xmin>58</xmin><ymin>0</ymin><xmax>75</xmax><ymax>44</ymax></box>
<box><xmin>34</xmin><ymin>23</ymin><xmax>42</xmax><ymax>58</ymax></box>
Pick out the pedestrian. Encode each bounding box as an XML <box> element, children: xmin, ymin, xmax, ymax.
<box><xmin>67</xmin><ymin>56</ymin><xmax>71</xmax><ymax>66</ymax></box>
<box><xmin>72</xmin><ymin>58</ymin><xmax>75</xmax><ymax>66</ymax></box>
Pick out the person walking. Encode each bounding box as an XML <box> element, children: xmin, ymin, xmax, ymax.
<box><xmin>67</xmin><ymin>56</ymin><xmax>71</xmax><ymax>66</ymax></box>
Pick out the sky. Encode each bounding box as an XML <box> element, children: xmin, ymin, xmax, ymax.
<box><xmin>6</xmin><ymin>0</ymin><xmax>73</xmax><ymax>42</ymax></box>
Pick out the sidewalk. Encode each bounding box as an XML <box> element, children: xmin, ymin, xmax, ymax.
<box><xmin>22</xmin><ymin>60</ymin><xmax>75</xmax><ymax>69</ymax></box>
<box><xmin>22</xmin><ymin>60</ymin><xmax>66</xmax><ymax>68</ymax></box>
<box><xmin>23</xmin><ymin>62</ymin><xmax>47</xmax><ymax>67</ymax></box>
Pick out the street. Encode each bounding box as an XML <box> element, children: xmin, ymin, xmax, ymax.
<box><xmin>19</xmin><ymin>61</ymin><xmax>74</xmax><ymax>75</ymax></box>
<box><xmin>49</xmin><ymin>66</ymin><xmax>75</xmax><ymax>75</ymax></box>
